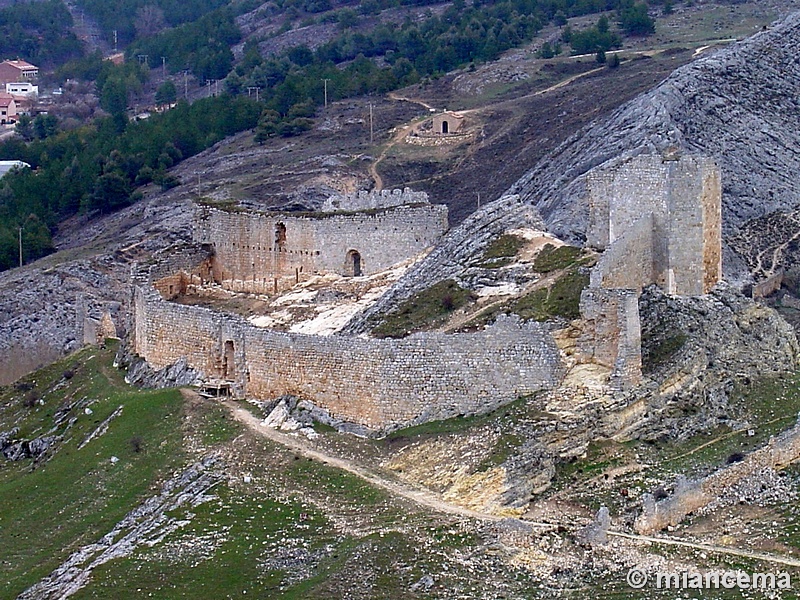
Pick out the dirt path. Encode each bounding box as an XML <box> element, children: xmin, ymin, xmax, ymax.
<box><xmin>224</xmin><ymin>400</ymin><xmax>556</xmax><ymax>525</ymax></box>
<box><xmin>223</xmin><ymin>398</ymin><xmax>800</xmax><ymax>568</ymax></box>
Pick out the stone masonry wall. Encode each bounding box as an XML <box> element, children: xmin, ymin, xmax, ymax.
<box><xmin>578</xmin><ymin>288</ymin><xmax>642</xmax><ymax>389</ymax></box>
<box><xmin>635</xmin><ymin>416</ymin><xmax>800</xmax><ymax>534</ymax></box>
<box><xmin>589</xmin><ymin>215</ymin><xmax>654</xmax><ymax>292</ymax></box>
<box><xmin>586</xmin><ymin>154</ymin><xmax>721</xmax><ymax>295</ymax></box>
<box><xmin>194</xmin><ymin>204</ymin><xmax>448</xmax><ymax>294</ymax></box>
<box><xmin>321</xmin><ymin>188</ymin><xmax>429</xmax><ymax>212</ymax></box>
<box><xmin>133</xmin><ymin>284</ymin><xmax>564</xmax><ymax>432</ymax></box>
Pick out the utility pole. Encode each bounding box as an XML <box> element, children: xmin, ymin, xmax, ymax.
<box><xmin>161</xmin><ymin>56</ymin><xmax>166</xmax><ymax>77</ymax></box>
<box><xmin>369</xmin><ymin>102</ymin><xmax>374</xmax><ymax>145</ymax></box>
<box><xmin>214</xmin><ymin>79</ymin><xmax>219</xmax><ymax>96</ymax></box>
<box><xmin>18</xmin><ymin>226</ymin><xmax>22</xmax><ymax>268</ymax></box>
<box><xmin>183</xmin><ymin>70</ymin><xmax>189</xmax><ymax>99</ymax></box>
<box><xmin>477</xmin><ymin>192</ymin><xmax>480</xmax><ymax>209</ymax></box>
<box><xmin>207</xmin><ymin>80</ymin><xmax>212</xmax><ymax>97</ymax></box>
<box><xmin>113</xmin><ymin>30</ymin><xmax>118</xmax><ymax>53</ymax></box>
<box><xmin>322</xmin><ymin>78</ymin><xmax>330</xmax><ymax>108</ymax></box>
<box><xmin>247</xmin><ymin>86</ymin><xmax>261</xmax><ymax>102</ymax></box>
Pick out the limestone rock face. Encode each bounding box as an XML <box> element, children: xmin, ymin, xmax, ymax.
<box><xmin>633</xmin><ymin>283</ymin><xmax>800</xmax><ymax>439</ymax></box>
<box><xmin>508</xmin><ymin>12</ymin><xmax>800</xmax><ymax>259</ymax></box>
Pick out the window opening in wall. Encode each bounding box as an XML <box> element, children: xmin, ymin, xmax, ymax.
<box><xmin>223</xmin><ymin>340</ymin><xmax>235</xmax><ymax>380</ymax></box>
<box><xmin>441</xmin><ymin>120</ymin><xmax>449</xmax><ymax>134</ymax></box>
<box><xmin>275</xmin><ymin>222</ymin><xmax>287</xmax><ymax>251</ymax></box>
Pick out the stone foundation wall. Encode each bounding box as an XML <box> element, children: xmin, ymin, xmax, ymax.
<box><xmin>194</xmin><ymin>204</ymin><xmax>448</xmax><ymax>294</ymax></box>
<box><xmin>635</xmin><ymin>417</ymin><xmax>800</xmax><ymax>534</ymax></box>
<box><xmin>133</xmin><ymin>284</ymin><xmax>564</xmax><ymax>432</ymax></box>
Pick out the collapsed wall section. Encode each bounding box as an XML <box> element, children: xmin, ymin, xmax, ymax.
<box><xmin>133</xmin><ymin>284</ymin><xmax>564</xmax><ymax>432</ymax></box>
<box><xmin>194</xmin><ymin>204</ymin><xmax>448</xmax><ymax>293</ymax></box>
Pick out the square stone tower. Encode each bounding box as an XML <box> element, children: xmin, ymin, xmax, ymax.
<box><xmin>586</xmin><ymin>154</ymin><xmax>722</xmax><ymax>295</ymax></box>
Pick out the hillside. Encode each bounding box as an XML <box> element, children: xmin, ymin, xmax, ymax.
<box><xmin>344</xmin><ymin>7</ymin><xmax>800</xmax><ymax>332</ymax></box>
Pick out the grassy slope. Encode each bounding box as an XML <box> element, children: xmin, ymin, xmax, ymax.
<box><xmin>0</xmin><ymin>345</ymin><xmax>539</xmax><ymax>599</ymax></box>
<box><xmin>0</xmin><ymin>342</ymin><xmax>185</xmax><ymax>597</ymax></box>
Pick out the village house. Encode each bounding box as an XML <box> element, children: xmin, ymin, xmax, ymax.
<box><xmin>0</xmin><ymin>59</ymin><xmax>39</xmax><ymax>84</ymax></box>
<box><xmin>5</xmin><ymin>81</ymin><xmax>38</xmax><ymax>98</ymax></box>
<box><xmin>0</xmin><ymin>93</ymin><xmax>17</xmax><ymax>125</ymax></box>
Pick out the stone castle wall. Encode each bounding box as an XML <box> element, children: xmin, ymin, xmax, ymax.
<box><xmin>133</xmin><ymin>283</ymin><xmax>564</xmax><ymax>433</ymax></box>
<box><xmin>194</xmin><ymin>204</ymin><xmax>448</xmax><ymax>294</ymax></box>
<box><xmin>578</xmin><ymin>288</ymin><xmax>642</xmax><ymax>390</ymax></box>
<box><xmin>635</xmin><ymin>417</ymin><xmax>800</xmax><ymax>534</ymax></box>
<box><xmin>586</xmin><ymin>154</ymin><xmax>722</xmax><ymax>296</ymax></box>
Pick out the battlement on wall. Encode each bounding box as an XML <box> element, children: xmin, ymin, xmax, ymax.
<box><xmin>193</xmin><ymin>200</ymin><xmax>448</xmax><ymax>294</ymax></box>
<box><xmin>321</xmin><ymin>188</ymin><xmax>430</xmax><ymax>213</ymax></box>
<box><xmin>132</xmin><ymin>283</ymin><xmax>565</xmax><ymax>434</ymax></box>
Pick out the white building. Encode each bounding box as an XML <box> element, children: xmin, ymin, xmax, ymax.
<box><xmin>5</xmin><ymin>82</ymin><xmax>38</xmax><ymax>97</ymax></box>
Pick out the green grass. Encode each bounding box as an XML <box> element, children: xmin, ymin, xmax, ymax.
<box><xmin>511</xmin><ymin>267</ymin><xmax>589</xmax><ymax>321</ymax></box>
<box><xmin>476</xmin><ymin>432</ymin><xmax>525</xmax><ymax>471</ymax></box>
<box><xmin>73</xmin><ymin>485</ymin><xmax>330</xmax><ymax>599</ymax></box>
<box><xmin>0</xmin><ymin>343</ymin><xmax>185</xmax><ymax>598</ymax></box>
<box><xmin>533</xmin><ymin>244</ymin><xmax>583</xmax><ymax>273</ymax></box>
<box><xmin>371</xmin><ymin>279</ymin><xmax>476</xmax><ymax>338</ymax></box>
<box><xmin>384</xmin><ymin>397</ymin><xmax>529</xmax><ymax>442</ymax></box>
<box><xmin>477</xmin><ymin>234</ymin><xmax>526</xmax><ymax>268</ymax></box>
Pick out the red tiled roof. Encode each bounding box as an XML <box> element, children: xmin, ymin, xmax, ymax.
<box><xmin>0</xmin><ymin>93</ymin><xmax>14</xmax><ymax>107</ymax></box>
<box><xmin>1</xmin><ymin>59</ymin><xmax>37</xmax><ymax>70</ymax></box>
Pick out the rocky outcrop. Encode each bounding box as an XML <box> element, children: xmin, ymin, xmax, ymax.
<box><xmin>628</xmin><ymin>283</ymin><xmax>799</xmax><ymax>440</ymax></box>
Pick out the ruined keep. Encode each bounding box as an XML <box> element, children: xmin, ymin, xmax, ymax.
<box><xmin>586</xmin><ymin>154</ymin><xmax>722</xmax><ymax>295</ymax></box>
<box><xmin>579</xmin><ymin>154</ymin><xmax>722</xmax><ymax>388</ymax></box>
<box><xmin>194</xmin><ymin>190</ymin><xmax>448</xmax><ymax>294</ymax></box>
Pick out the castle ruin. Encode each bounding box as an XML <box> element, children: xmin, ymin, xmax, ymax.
<box><xmin>129</xmin><ymin>155</ymin><xmax>723</xmax><ymax>433</ymax></box>
<box><xmin>579</xmin><ymin>154</ymin><xmax>722</xmax><ymax>388</ymax></box>
<box><xmin>193</xmin><ymin>189</ymin><xmax>447</xmax><ymax>294</ymax></box>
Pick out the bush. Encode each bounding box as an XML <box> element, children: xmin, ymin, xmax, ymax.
<box><xmin>130</xmin><ymin>436</ymin><xmax>144</xmax><ymax>453</ymax></box>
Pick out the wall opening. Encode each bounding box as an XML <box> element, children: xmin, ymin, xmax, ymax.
<box><xmin>223</xmin><ymin>340</ymin><xmax>235</xmax><ymax>380</ymax></box>
<box><xmin>441</xmin><ymin>120</ymin><xmax>449</xmax><ymax>134</ymax></box>
<box><xmin>275</xmin><ymin>222</ymin><xmax>287</xmax><ymax>251</ymax></box>
<box><xmin>347</xmin><ymin>250</ymin><xmax>362</xmax><ymax>277</ymax></box>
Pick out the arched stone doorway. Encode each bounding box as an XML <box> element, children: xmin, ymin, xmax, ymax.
<box><xmin>441</xmin><ymin>120</ymin><xmax>449</xmax><ymax>134</ymax></box>
<box><xmin>347</xmin><ymin>250</ymin><xmax>362</xmax><ymax>276</ymax></box>
<box><xmin>222</xmin><ymin>340</ymin><xmax>235</xmax><ymax>379</ymax></box>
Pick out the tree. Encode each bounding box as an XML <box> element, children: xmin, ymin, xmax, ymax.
<box><xmin>86</xmin><ymin>172</ymin><xmax>132</xmax><ymax>214</ymax></box>
<box><xmin>155</xmin><ymin>80</ymin><xmax>177</xmax><ymax>106</ymax></box>
<box><xmin>33</xmin><ymin>114</ymin><xmax>59</xmax><ymax>140</ymax></box>
<box><xmin>100</xmin><ymin>77</ymin><xmax>128</xmax><ymax>116</ymax></box>
<box><xmin>15</xmin><ymin>115</ymin><xmax>33</xmax><ymax>141</ymax></box>
<box><xmin>619</xmin><ymin>3</ymin><xmax>655</xmax><ymax>36</ymax></box>
<box><xmin>135</xmin><ymin>5</ymin><xmax>166</xmax><ymax>39</ymax></box>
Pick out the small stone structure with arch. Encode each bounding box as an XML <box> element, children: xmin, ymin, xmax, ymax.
<box><xmin>432</xmin><ymin>111</ymin><xmax>465</xmax><ymax>135</ymax></box>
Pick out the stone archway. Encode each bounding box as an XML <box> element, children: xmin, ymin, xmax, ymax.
<box><xmin>347</xmin><ymin>250</ymin><xmax>362</xmax><ymax>277</ymax></box>
<box><xmin>441</xmin><ymin>120</ymin><xmax>449</xmax><ymax>134</ymax></box>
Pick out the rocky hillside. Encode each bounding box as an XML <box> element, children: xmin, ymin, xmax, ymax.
<box><xmin>343</xmin><ymin>10</ymin><xmax>800</xmax><ymax>332</ymax></box>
